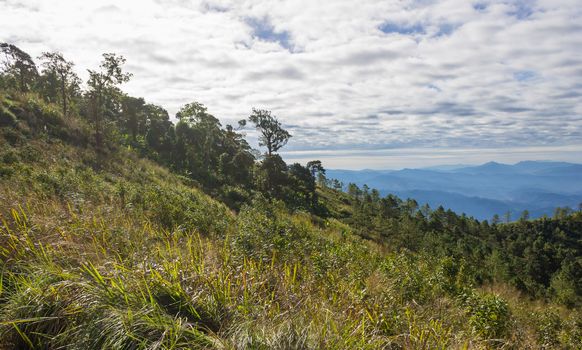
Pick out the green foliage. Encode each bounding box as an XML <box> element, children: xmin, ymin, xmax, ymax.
<box><xmin>232</xmin><ymin>197</ymin><xmax>316</xmax><ymax>263</ymax></box>
<box><xmin>381</xmin><ymin>253</ymin><xmax>443</xmax><ymax>303</ymax></box>
<box><xmin>560</xmin><ymin>313</ymin><xmax>582</xmax><ymax>349</ymax></box>
<box><xmin>461</xmin><ymin>291</ymin><xmax>511</xmax><ymax>339</ymax></box>
<box><xmin>550</xmin><ymin>258</ymin><xmax>582</xmax><ymax>307</ymax></box>
<box><xmin>534</xmin><ymin>309</ymin><xmax>563</xmax><ymax>349</ymax></box>
<box><xmin>0</xmin><ymin>92</ymin><xmax>90</xmax><ymax>146</ymax></box>
<box><xmin>402</xmin><ymin>309</ymin><xmax>452</xmax><ymax>350</ymax></box>
<box><xmin>0</xmin><ymin>43</ymin><xmax>39</xmax><ymax>92</ymax></box>
<box><xmin>38</xmin><ymin>51</ymin><xmax>81</xmax><ymax>118</ymax></box>
<box><xmin>172</xmin><ymin>101</ymin><xmax>256</xmax><ymax>192</ymax></box>
<box><xmin>0</xmin><ymin>101</ymin><xmax>17</xmax><ymax>127</ymax></box>
<box><xmin>248</xmin><ymin>108</ymin><xmax>291</xmax><ymax>156</ymax></box>
<box><xmin>2</xmin><ymin>44</ymin><xmax>329</xmax><ymax>215</ymax></box>
<box><xmin>324</xmin><ymin>182</ymin><xmax>582</xmax><ymax>307</ymax></box>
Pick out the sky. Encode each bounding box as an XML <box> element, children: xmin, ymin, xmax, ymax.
<box><xmin>1</xmin><ymin>0</ymin><xmax>581</xmax><ymax>169</ymax></box>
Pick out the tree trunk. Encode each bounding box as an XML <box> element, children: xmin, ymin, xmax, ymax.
<box><xmin>20</xmin><ymin>71</ymin><xmax>25</xmax><ymax>92</ymax></box>
<box><xmin>267</xmin><ymin>135</ymin><xmax>273</xmax><ymax>156</ymax></box>
<box><xmin>60</xmin><ymin>72</ymin><xmax>67</xmax><ymax>118</ymax></box>
<box><xmin>95</xmin><ymin>86</ymin><xmax>103</xmax><ymax>150</ymax></box>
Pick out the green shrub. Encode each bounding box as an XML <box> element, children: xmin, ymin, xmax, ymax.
<box><xmin>233</xmin><ymin>199</ymin><xmax>310</xmax><ymax>263</ymax></box>
<box><xmin>379</xmin><ymin>253</ymin><xmax>443</xmax><ymax>303</ymax></box>
<box><xmin>0</xmin><ymin>166</ymin><xmax>14</xmax><ymax>178</ymax></box>
<box><xmin>0</xmin><ymin>104</ymin><xmax>17</xmax><ymax>127</ymax></box>
<box><xmin>534</xmin><ymin>309</ymin><xmax>562</xmax><ymax>349</ymax></box>
<box><xmin>462</xmin><ymin>292</ymin><xmax>511</xmax><ymax>339</ymax></box>
<box><xmin>0</xmin><ymin>127</ymin><xmax>23</xmax><ymax>145</ymax></box>
<box><xmin>560</xmin><ymin>313</ymin><xmax>582</xmax><ymax>349</ymax></box>
<box><xmin>1</xmin><ymin>150</ymin><xmax>19</xmax><ymax>164</ymax></box>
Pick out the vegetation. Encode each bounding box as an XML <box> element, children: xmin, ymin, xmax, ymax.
<box><xmin>322</xmin><ymin>183</ymin><xmax>582</xmax><ymax>306</ymax></box>
<box><xmin>1</xmin><ymin>44</ymin><xmax>581</xmax><ymax>349</ymax></box>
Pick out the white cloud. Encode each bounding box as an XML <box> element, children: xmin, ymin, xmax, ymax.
<box><xmin>1</xmin><ymin>0</ymin><xmax>580</xmax><ymax>168</ymax></box>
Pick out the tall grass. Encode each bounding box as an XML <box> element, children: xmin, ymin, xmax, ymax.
<box><xmin>2</xmin><ymin>193</ymin><xmax>580</xmax><ymax>349</ymax></box>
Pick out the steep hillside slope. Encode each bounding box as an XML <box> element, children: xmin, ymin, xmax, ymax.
<box><xmin>1</xmin><ymin>93</ymin><xmax>581</xmax><ymax>349</ymax></box>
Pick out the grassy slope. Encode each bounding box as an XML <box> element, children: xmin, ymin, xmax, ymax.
<box><xmin>0</xmin><ymin>93</ymin><xmax>581</xmax><ymax>349</ymax></box>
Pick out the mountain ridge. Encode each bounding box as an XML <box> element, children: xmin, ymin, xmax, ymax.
<box><xmin>328</xmin><ymin>160</ymin><xmax>582</xmax><ymax>220</ymax></box>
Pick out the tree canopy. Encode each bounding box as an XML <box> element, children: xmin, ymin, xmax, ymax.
<box><xmin>248</xmin><ymin>108</ymin><xmax>291</xmax><ymax>156</ymax></box>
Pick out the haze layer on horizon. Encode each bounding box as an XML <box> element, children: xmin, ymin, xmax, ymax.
<box><xmin>1</xmin><ymin>0</ymin><xmax>581</xmax><ymax>169</ymax></box>
<box><xmin>281</xmin><ymin>144</ymin><xmax>582</xmax><ymax>170</ymax></box>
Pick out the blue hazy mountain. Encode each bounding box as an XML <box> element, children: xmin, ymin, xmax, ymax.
<box><xmin>327</xmin><ymin>161</ymin><xmax>582</xmax><ymax>221</ymax></box>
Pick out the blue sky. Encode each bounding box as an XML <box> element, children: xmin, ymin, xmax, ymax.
<box><xmin>1</xmin><ymin>0</ymin><xmax>581</xmax><ymax>169</ymax></box>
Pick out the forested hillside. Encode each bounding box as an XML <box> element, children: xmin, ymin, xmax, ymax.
<box><xmin>1</xmin><ymin>44</ymin><xmax>581</xmax><ymax>349</ymax></box>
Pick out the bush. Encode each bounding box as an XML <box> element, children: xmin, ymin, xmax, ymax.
<box><xmin>462</xmin><ymin>292</ymin><xmax>511</xmax><ymax>339</ymax></box>
<box><xmin>0</xmin><ymin>104</ymin><xmax>17</xmax><ymax>126</ymax></box>
<box><xmin>0</xmin><ymin>166</ymin><xmax>14</xmax><ymax>178</ymax></box>
<box><xmin>233</xmin><ymin>199</ymin><xmax>312</xmax><ymax>263</ymax></box>
<box><xmin>1</xmin><ymin>150</ymin><xmax>19</xmax><ymax>164</ymax></box>
<box><xmin>534</xmin><ymin>309</ymin><xmax>562</xmax><ymax>349</ymax></box>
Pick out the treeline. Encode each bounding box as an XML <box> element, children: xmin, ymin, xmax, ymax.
<box><xmin>0</xmin><ymin>43</ymin><xmax>326</xmax><ymax>211</ymax></box>
<box><xmin>329</xmin><ymin>182</ymin><xmax>582</xmax><ymax>306</ymax></box>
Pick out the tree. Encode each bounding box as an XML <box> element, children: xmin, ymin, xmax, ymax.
<box><xmin>256</xmin><ymin>154</ymin><xmax>289</xmax><ymax>198</ymax></box>
<box><xmin>121</xmin><ymin>96</ymin><xmax>146</xmax><ymax>142</ymax></box>
<box><xmin>0</xmin><ymin>42</ymin><xmax>38</xmax><ymax>92</ymax></box>
<box><xmin>550</xmin><ymin>257</ymin><xmax>582</xmax><ymax>307</ymax></box>
<box><xmin>38</xmin><ymin>52</ymin><xmax>80</xmax><ymax>118</ymax></box>
<box><xmin>288</xmin><ymin>162</ymin><xmax>315</xmax><ymax>208</ymax></box>
<box><xmin>144</xmin><ymin>103</ymin><xmax>173</xmax><ymax>157</ymax></box>
<box><xmin>404</xmin><ymin>198</ymin><xmax>419</xmax><ymax>216</ymax></box>
<box><xmin>176</xmin><ymin>102</ymin><xmax>217</xmax><ymax>125</ymax></box>
<box><xmin>248</xmin><ymin>108</ymin><xmax>291</xmax><ymax>156</ymax></box>
<box><xmin>87</xmin><ymin>53</ymin><xmax>132</xmax><ymax>148</ymax></box>
<box><xmin>347</xmin><ymin>183</ymin><xmax>361</xmax><ymax>199</ymax></box>
<box><xmin>492</xmin><ymin>214</ymin><xmax>501</xmax><ymax>225</ymax></box>
<box><xmin>504</xmin><ymin>211</ymin><xmax>512</xmax><ymax>223</ymax></box>
<box><xmin>306</xmin><ymin>160</ymin><xmax>325</xmax><ymax>178</ymax></box>
<box><xmin>553</xmin><ymin>207</ymin><xmax>573</xmax><ymax>219</ymax></box>
<box><xmin>222</xmin><ymin>121</ymin><xmax>255</xmax><ymax>186</ymax></box>
<box><xmin>175</xmin><ymin>102</ymin><xmax>224</xmax><ymax>185</ymax></box>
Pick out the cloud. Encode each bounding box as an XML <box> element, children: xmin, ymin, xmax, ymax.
<box><xmin>337</xmin><ymin>48</ymin><xmax>400</xmax><ymax>65</ymax></box>
<box><xmin>245</xmin><ymin>66</ymin><xmax>304</xmax><ymax>81</ymax></box>
<box><xmin>281</xmin><ymin>144</ymin><xmax>582</xmax><ymax>170</ymax></box>
<box><xmin>0</xmin><ymin>0</ymin><xmax>580</xmax><ymax>168</ymax></box>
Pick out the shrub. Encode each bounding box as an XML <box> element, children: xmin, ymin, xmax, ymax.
<box><xmin>462</xmin><ymin>291</ymin><xmax>511</xmax><ymax>339</ymax></box>
<box><xmin>0</xmin><ymin>104</ymin><xmax>17</xmax><ymax>127</ymax></box>
<box><xmin>534</xmin><ymin>309</ymin><xmax>562</xmax><ymax>349</ymax></box>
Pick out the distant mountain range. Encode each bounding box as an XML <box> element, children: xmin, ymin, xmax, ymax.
<box><xmin>327</xmin><ymin>161</ymin><xmax>582</xmax><ymax>221</ymax></box>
